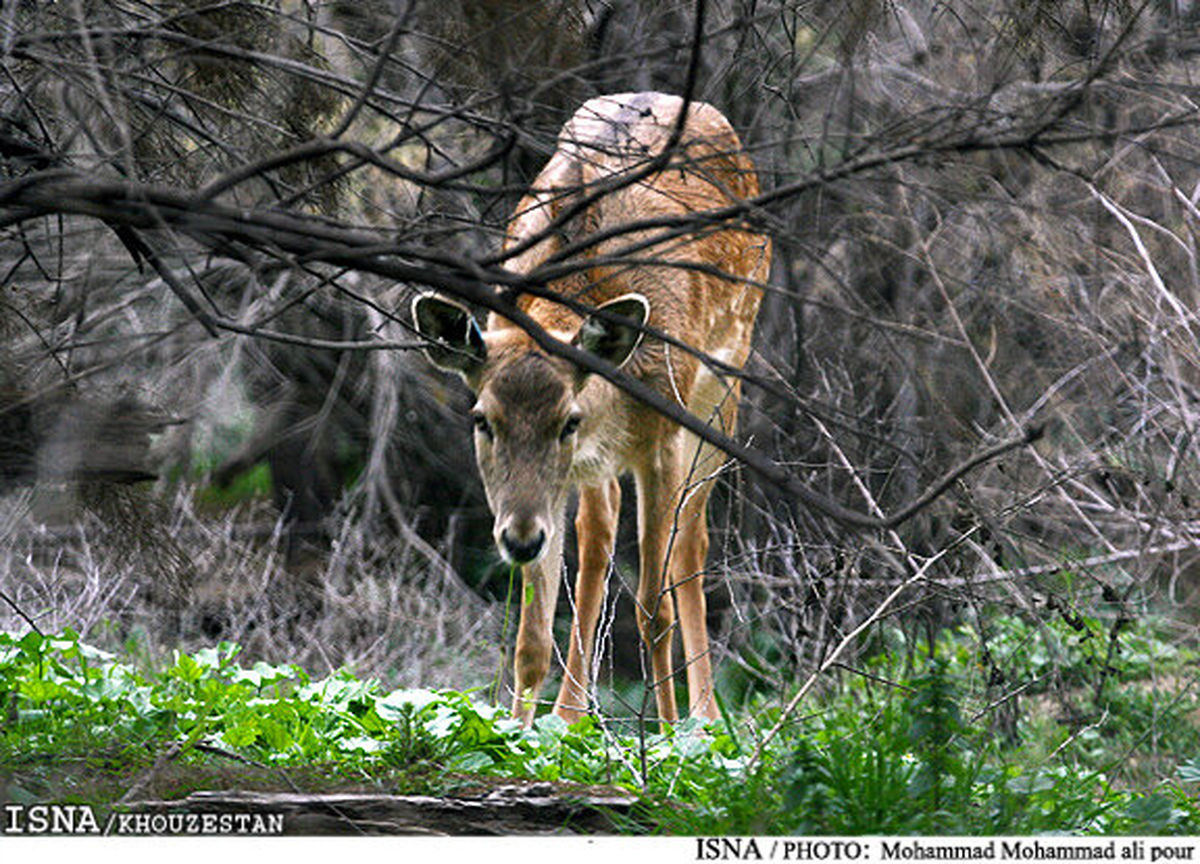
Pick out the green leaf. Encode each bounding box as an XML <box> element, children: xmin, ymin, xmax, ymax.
<box><xmin>1178</xmin><ymin>758</ymin><xmax>1200</xmax><ymax>783</ymax></box>
<box><xmin>379</xmin><ymin>688</ymin><xmax>442</xmax><ymax>718</ymax></box>
<box><xmin>222</xmin><ymin>723</ymin><xmax>261</xmax><ymax>748</ymax></box>
<box><xmin>1124</xmin><ymin>794</ymin><xmax>1174</xmax><ymax>832</ymax></box>
<box><xmin>257</xmin><ymin>717</ymin><xmax>293</xmax><ymax>751</ymax></box>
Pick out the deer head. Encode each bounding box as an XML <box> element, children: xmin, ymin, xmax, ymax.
<box><xmin>412</xmin><ymin>293</ymin><xmax>648</xmax><ymax>564</ymax></box>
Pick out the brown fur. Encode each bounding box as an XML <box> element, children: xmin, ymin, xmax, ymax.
<box><xmin>417</xmin><ymin>92</ymin><xmax>770</xmax><ymax>725</ymax></box>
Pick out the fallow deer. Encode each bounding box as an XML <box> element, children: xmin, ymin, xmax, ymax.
<box><xmin>413</xmin><ymin>92</ymin><xmax>769</xmax><ymax>726</ymax></box>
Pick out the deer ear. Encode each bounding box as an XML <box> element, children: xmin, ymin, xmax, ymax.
<box><xmin>412</xmin><ymin>293</ymin><xmax>487</xmax><ymax>378</ymax></box>
<box><xmin>575</xmin><ymin>293</ymin><xmax>649</xmax><ymax>370</ymax></box>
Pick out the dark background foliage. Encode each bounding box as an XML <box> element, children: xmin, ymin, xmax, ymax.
<box><xmin>2</xmin><ymin>0</ymin><xmax>1199</xmax><ymax>728</ymax></box>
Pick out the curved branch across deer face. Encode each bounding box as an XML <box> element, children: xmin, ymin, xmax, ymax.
<box><xmin>413</xmin><ymin>92</ymin><xmax>771</xmax><ymax>727</ymax></box>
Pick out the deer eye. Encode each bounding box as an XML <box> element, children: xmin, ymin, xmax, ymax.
<box><xmin>472</xmin><ymin>412</ymin><xmax>494</xmax><ymax>440</ymax></box>
<box><xmin>559</xmin><ymin>414</ymin><xmax>582</xmax><ymax>442</ymax></box>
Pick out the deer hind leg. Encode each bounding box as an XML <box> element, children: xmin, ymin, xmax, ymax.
<box><xmin>511</xmin><ymin>525</ymin><xmax>564</xmax><ymax>726</ymax></box>
<box><xmin>553</xmin><ymin>477</ymin><xmax>621</xmax><ymax>724</ymax></box>
<box><xmin>672</xmin><ymin>374</ymin><xmax>743</xmax><ymax>721</ymax></box>
<box><xmin>671</xmin><ymin>435</ymin><xmax>721</xmax><ymax>722</ymax></box>
<box><xmin>635</xmin><ymin>437</ymin><xmax>686</xmax><ymax>725</ymax></box>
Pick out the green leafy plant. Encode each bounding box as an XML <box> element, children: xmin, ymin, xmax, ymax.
<box><xmin>2</xmin><ymin>619</ymin><xmax>1198</xmax><ymax>834</ymax></box>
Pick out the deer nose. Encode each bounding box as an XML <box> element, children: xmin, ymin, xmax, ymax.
<box><xmin>499</xmin><ymin>527</ymin><xmax>546</xmax><ymax>564</ymax></box>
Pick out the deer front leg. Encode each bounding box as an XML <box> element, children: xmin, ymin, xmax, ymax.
<box><xmin>554</xmin><ymin>477</ymin><xmax>621</xmax><ymax>724</ymax></box>
<box><xmin>635</xmin><ymin>441</ymin><xmax>684</xmax><ymax>726</ymax></box>
<box><xmin>511</xmin><ymin>527</ymin><xmax>564</xmax><ymax>726</ymax></box>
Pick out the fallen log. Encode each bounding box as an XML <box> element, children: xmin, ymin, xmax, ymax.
<box><xmin>119</xmin><ymin>783</ymin><xmax>640</xmax><ymax>835</ymax></box>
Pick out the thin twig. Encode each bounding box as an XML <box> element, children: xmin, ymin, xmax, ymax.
<box><xmin>749</xmin><ymin>550</ymin><xmax>946</xmax><ymax>769</ymax></box>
